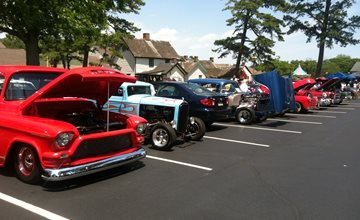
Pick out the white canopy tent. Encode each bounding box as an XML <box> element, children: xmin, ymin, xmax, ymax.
<box><xmin>293</xmin><ymin>64</ymin><xmax>308</xmax><ymax>76</ymax></box>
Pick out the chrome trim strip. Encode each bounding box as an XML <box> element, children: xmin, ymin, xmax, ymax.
<box><xmin>42</xmin><ymin>148</ymin><xmax>146</xmax><ymax>181</ymax></box>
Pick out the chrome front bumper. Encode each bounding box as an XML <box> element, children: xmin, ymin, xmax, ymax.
<box><xmin>42</xmin><ymin>148</ymin><xmax>146</xmax><ymax>181</ymax></box>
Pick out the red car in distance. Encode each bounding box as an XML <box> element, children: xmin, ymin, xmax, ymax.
<box><xmin>294</xmin><ymin>78</ymin><xmax>332</xmax><ymax>107</ymax></box>
<box><xmin>0</xmin><ymin>66</ymin><xmax>147</xmax><ymax>184</ymax></box>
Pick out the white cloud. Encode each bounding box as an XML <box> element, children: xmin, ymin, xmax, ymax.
<box><xmin>198</xmin><ymin>33</ymin><xmax>218</xmax><ymax>43</ymax></box>
<box><xmin>152</xmin><ymin>28</ymin><xmax>178</xmax><ymax>41</ymax></box>
<box><xmin>221</xmin><ymin>30</ymin><xmax>235</xmax><ymax>38</ymax></box>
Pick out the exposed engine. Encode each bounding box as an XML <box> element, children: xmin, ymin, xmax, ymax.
<box><xmin>139</xmin><ymin>104</ymin><xmax>175</xmax><ymax>124</ymax></box>
<box><xmin>63</xmin><ymin>110</ymin><xmax>125</xmax><ymax>134</ymax></box>
<box><xmin>24</xmin><ymin>99</ymin><xmax>126</xmax><ymax>135</ymax></box>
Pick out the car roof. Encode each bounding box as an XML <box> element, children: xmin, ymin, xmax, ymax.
<box><xmin>122</xmin><ymin>81</ymin><xmax>152</xmax><ymax>87</ymax></box>
<box><xmin>188</xmin><ymin>78</ymin><xmax>235</xmax><ymax>84</ymax></box>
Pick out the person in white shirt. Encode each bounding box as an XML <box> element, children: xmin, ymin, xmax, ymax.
<box><xmin>240</xmin><ymin>79</ymin><xmax>249</xmax><ymax>92</ymax></box>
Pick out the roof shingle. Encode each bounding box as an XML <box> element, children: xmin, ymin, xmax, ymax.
<box><xmin>124</xmin><ymin>38</ymin><xmax>179</xmax><ymax>59</ymax></box>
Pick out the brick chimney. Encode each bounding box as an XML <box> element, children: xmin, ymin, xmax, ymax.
<box><xmin>143</xmin><ymin>33</ymin><xmax>150</xmax><ymax>41</ymax></box>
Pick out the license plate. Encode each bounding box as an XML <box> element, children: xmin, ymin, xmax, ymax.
<box><xmin>218</xmin><ymin>102</ymin><xmax>223</xmax><ymax>106</ymax></box>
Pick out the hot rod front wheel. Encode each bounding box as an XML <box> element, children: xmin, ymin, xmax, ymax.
<box><xmin>151</xmin><ymin>124</ymin><xmax>177</xmax><ymax>151</ymax></box>
<box><xmin>236</xmin><ymin>108</ymin><xmax>255</xmax><ymax>125</ymax></box>
<box><xmin>14</xmin><ymin>145</ymin><xmax>42</xmax><ymax>184</ymax></box>
<box><xmin>188</xmin><ymin>117</ymin><xmax>206</xmax><ymax>141</ymax></box>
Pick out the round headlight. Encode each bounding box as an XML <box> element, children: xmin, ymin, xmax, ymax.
<box><xmin>322</xmin><ymin>92</ymin><xmax>327</xmax><ymax>98</ymax></box>
<box><xmin>136</xmin><ymin>123</ymin><xmax>147</xmax><ymax>135</ymax></box>
<box><xmin>55</xmin><ymin>132</ymin><xmax>74</xmax><ymax>148</ymax></box>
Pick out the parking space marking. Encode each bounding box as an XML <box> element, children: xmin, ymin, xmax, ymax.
<box><xmin>204</xmin><ymin>136</ymin><xmax>270</xmax><ymax>148</ymax></box>
<box><xmin>213</xmin><ymin>123</ymin><xmax>302</xmax><ymax>134</ymax></box>
<box><xmin>311</xmin><ymin>110</ymin><xmax>347</xmax><ymax>114</ymax></box>
<box><xmin>146</xmin><ymin>155</ymin><xmax>213</xmax><ymax>171</ymax></box>
<box><xmin>331</xmin><ymin>107</ymin><xmax>355</xmax><ymax>110</ymax></box>
<box><xmin>0</xmin><ymin>192</ymin><xmax>69</xmax><ymax>220</ymax></box>
<box><xmin>267</xmin><ymin>118</ymin><xmax>323</xmax><ymax>124</ymax></box>
<box><xmin>285</xmin><ymin>113</ymin><xmax>336</xmax><ymax>118</ymax></box>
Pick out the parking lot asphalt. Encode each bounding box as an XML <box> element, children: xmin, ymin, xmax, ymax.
<box><xmin>1</xmin><ymin>100</ymin><xmax>360</xmax><ymax>220</ymax></box>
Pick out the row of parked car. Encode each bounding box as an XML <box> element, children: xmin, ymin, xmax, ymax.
<box><xmin>0</xmin><ymin>66</ymin><xmax>351</xmax><ymax>185</ymax></box>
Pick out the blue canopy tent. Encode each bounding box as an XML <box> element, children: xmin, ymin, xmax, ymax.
<box><xmin>325</xmin><ymin>72</ymin><xmax>356</xmax><ymax>80</ymax></box>
<box><xmin>351</xmin><ymin>72</ymin><xmax>360</xmax><ymax>78</ymax></box>
<box><xmin>254</xmin><ymin>70</ymin><xmax>296</xmax><ymax>115</ymax></box>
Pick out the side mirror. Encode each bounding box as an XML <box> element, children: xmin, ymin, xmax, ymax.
<box><xmin>115</xmin><ymin>88</ymin><xmax>124</xmax><ymax>96</ymax></box>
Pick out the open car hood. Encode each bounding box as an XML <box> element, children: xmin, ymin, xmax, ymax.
<box><xmin>293</xmin><ymin>78</ymin><xmax>316</xmax><ymax>91</ymax></box>
<box><xmin>20</xmin><ymin>67</ymin><xmax>136</xmax><ymax>110</ymax></box>
<box><xmin>316</xmin><ymin>78</ymin><xmax>342</xmax><ymax>91</ymax></box>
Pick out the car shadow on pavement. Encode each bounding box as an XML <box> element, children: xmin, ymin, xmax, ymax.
<box><xmin>256</xmin><ymin>121</ymin><xmax>288</xmax><ymax>127</ymax></box>
<box><xmin>42</xmin><ymin>161</ymin><xmax>145</xmax><ymax>191</ymax></box>
<box><xmin>206</xmin><ymin>124</ymin><xmax>229</xmax><ymax>132</ymax></box>
<box><xmin>0</xmin><ymin>167</ymin><xmax>14</xmax><ymax>177</ymax></box>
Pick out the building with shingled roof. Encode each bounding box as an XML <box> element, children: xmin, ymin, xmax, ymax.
<box><xmin>181</xmin><ymin>56</ymin><xmax>233</xmax><ymax>79</ymax></box>
<box><xmin>122</xmin><ymin>33</ymin><xmax>185</xmax><ymax>81</ymax></box>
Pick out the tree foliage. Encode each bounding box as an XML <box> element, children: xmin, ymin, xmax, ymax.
<box><xmin>213</xmin><ymin>0</ymin><xmax>286</xmax><ymax>74</ymax></box>
<box><xmin>284</xmin><ymin>0</ymin><xmax>360</xmax><ymax>77</ymax></box>
<box><xmin>0</xmin><ymin>0</ymin><xmax>144</xmax><ymax>67</ymax></box>
<box><xmin>255</xmin><ymin>55</ymin><xmax>359</xmax><ymax>76</ymax></box>
<box><xmin>0</xmin><ymin>34</ymin><xmax>25</xmax><ymax>49</ymax></box>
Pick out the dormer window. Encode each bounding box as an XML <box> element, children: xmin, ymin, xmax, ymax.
<box><xmin>149</xmin><ymin>58</ymin><xmax>154</xmax><ymax>67</ymax></box>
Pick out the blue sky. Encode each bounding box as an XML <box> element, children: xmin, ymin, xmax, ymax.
<box><xmin>121</xmin><ymin>0</ymin><xmax>360</xmax><ymax>64</ymax></box>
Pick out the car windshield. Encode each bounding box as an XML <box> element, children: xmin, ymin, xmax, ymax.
<box><xmin>183</xmin><ymin>83</ymin><xmax>216</xmax><ymax>96</ymax></box>
<box><xmin>127</xmin><ymin>85</ymin><xmax>152</xmax><ymax>96</ymax></box>
<box><xmin>5</xmin><ymin>72</ymin><xmax>60</xmax><ymax>100</ymax></box>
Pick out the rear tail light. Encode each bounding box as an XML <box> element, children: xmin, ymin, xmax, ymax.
<box><xmin>259</xmin><ymin>84</ymin><xmax>270</xmax><ymax>95</ymax></box>
<box><xmin>200</xmin><ymin>98</ymin><xmax>215</xmax><ymax>106</ymax></box>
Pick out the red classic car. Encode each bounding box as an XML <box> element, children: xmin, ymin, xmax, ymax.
<box><xmin>294</xmin><ymin>94</ymin><xmax>317</xmax><ymax>113</ymax></box>
<box><xmin>294</xmin><ymin>78</ymin><xmax>332</xmax><ymax>107</ymax></box>
<box><xmin>0</xmin><ymin>66</ymin><xmax>147</xmax><ymax>184</ymax></box>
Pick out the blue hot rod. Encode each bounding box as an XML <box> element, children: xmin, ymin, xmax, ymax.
<box><xmin>106</xmin><ymin>81</ymin><xmax>205</xmax><ymax>150</ymax></box>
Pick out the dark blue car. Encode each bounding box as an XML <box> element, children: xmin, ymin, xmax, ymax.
<box><xmin>152</xmin><ymin>81</ymin><xmax>231</xmax><ymax>127</ymax></box>
<box><xmin>188</xmin><ymin>78</ymin><xmax>270</xmax><ymax>124</ymax></box>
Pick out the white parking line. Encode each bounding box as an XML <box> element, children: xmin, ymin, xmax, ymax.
<box><xmin>285</xmin><ymin>113</ymin><xmax>336</xmax><ymax>118</ymax></box>
<box><xmin>311</xmin><ymin>110</ymin><xmax>347</xmax><ymax>114</ymax></box>
<box><xmin>267</xmin><ymin>118</ymin><xmax>323</xmax><ymax>125</ymax></box>
<box><xmin>213</xmin><ymin>123</ymin><xmax>302</xmax><ymax>134</ymax></box>
<box><xmin>0</xmin><ymin>192</ymin><xmax>69</xmax><ymax>220</ymax></box>
<box><xmin>146</xmin><ymin>155</ymin><xmax>213</xmax><ymax>171</ymax></box>
<box><xmin>331</xmin><ymin>107</ymin><xmax>355</xmax><ymax>110</ymax></box>
<box><xmin>339</xmin><ymin>105</ymin><xmax>359</xmax><ymax>108</ymax></box>
<box><xmin>204</xmin><ymin>136</ymin><xmax>270</xmax><ymax>148</ymax></box>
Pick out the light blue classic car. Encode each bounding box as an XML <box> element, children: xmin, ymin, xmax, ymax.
<box><xmin>106</xmin><ymin>81</ymin><xmax>205</xmax><ymax>150</ymax></box>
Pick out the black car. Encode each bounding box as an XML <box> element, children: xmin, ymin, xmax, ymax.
<box><xmin>152</xmin><ymin>81</ymin><xmax>231</xmax><ymax>128</ymax></box>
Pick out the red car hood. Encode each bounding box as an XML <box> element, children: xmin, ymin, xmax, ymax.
<box><xmin>293</xmin><ymin>78</ymin><xmax>316</xmax><ymax>91</ymax></box>
<box><xmin>316</xmin><ymin>78</ymin><xmax>342</xmax><ymax>91</ymax></box>
<box><xmin>20</xmin><ymin>67</ymin><xmax>136</xmax><ymax>110</ymax></box>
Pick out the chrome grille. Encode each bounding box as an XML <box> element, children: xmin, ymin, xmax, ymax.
<box><xmin>72</xmin><ymin>134</ymin><xmax>132</xmax><ymax>161</ymax></box>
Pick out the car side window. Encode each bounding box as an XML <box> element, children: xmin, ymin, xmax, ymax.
<box><xmin>157</xmin><ymin>85</ymin><xmax>179</xmax><ymax>98</ymax></box>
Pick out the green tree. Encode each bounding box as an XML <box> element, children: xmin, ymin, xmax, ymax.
<box><xmin>213</xmin><ymin>0</ymin><xmax>286</xmax><ymax>74</ymax></box>
<box><xmin>284</xmin><ymin>0</ymin><xmax>360</xmax><ymax>77</ymax></box>
<box><xmin>0</xmin><ymin>0</ymin><xmax>144</xmax><ymax>66</ymax></box>
<box><xmin>0</xmin><ymin>0</ymin><xmax>65</xmax><ymax>65</ymax></box>
<box><xmin>0</xmin><ymin>34</ymin><xmax>25</xmax><ymax>49</ymax></box>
